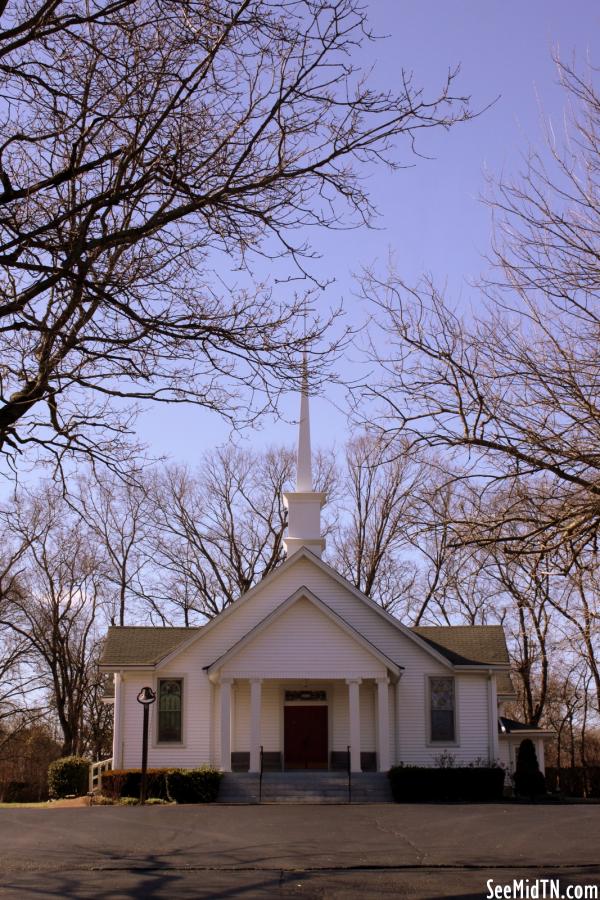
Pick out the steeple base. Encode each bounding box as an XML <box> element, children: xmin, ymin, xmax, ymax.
<box><xmin>283</xmin><ymin>537</ymin><xmax>326</xmax><ymax>558</ymax></box>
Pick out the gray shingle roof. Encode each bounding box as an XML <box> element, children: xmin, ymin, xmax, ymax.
<box><xmin>100</xmin><ymin>622</ymin><xmax>514</xmax><ymax>696</ymax></box>
<box><xmin>411</xmin><ymin>625</ymin><xmax>514</xmax><ymax>695</ymax></box>
<box><xmin>100</xmin><ymin>626</ymin><xmax>201</xmax><ymax>667</ymax></box>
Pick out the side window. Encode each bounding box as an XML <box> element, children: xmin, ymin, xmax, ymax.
<box><xmin>429</xmin><ymin>676</ymin><xmax>455</xmax><ymax>742</ymax></box>
<box><xmin>157</xmin><ymin>679</ymin><xmax>183</xmax><ymax>743</ymax></box>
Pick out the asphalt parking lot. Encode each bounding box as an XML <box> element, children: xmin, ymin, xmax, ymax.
<box><xmin>1</xmin><ymin>803</ymin><xmax>599</xmax><ymax>898</ymax></box>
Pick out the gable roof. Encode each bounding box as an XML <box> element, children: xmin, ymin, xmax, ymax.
<box><xmin>138</xmin><ymin>548</ymin><xmax>452</xmax><ymax>670</ymax></box>
<box><xmin>205</xmin><ymin>586</ymin><xmax>403</xmax><ymax>678</ymax></box>
<box><xmin>412</xmin><ymin>626</ymin><xmax>514</xmax><ymax>695</ymax></box>
<box><xmin>100</xmin><ymin>626</ymin><xmax>201</xmax><ymax>668</ymax></box>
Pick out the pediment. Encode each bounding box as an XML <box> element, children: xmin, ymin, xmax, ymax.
<box><xmin>205</xmin><ymin>586</ymin><xmax>401</xmax><ymax>680</ymax></box>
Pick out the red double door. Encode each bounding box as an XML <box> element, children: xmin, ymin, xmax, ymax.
<box><xmin>284</xmin><ymin>705</ymin><xmax>328</xmax><ymax>769</ymax></box>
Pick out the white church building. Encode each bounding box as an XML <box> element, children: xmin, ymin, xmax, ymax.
<box><xmin>100</xmin><ymin>386</ymin><xmax>547</xmax><ymax>779</ymax></box>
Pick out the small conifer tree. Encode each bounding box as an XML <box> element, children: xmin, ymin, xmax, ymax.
<box><xmin>514</xmin><ymin>739</ymin><xmax>546</xmax><ymax>799</ymax></box>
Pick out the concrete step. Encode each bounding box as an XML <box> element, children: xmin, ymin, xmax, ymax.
<box><xmin>218</xmin><ymin>772</ymin><xmax>393</xmax><ymax>804</ymax></box>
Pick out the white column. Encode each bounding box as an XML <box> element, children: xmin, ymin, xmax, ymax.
<box><xmin>487</xmin><ymin>673</ymin><xmax>499</xmax><ymax>762</ymax></box>
<box><xmin>112</xmin><ymin>672</ymin><xmax>123</xmax><ymax>768</ymax></box>
<box><xmin>220</xmin><ymin>678</ymin><xmax>233</xmax><ymax>772</ymax></box>
<box><xmin>346</xmin><ymin>678</ymin><xmax>362</xmax><ymax>773</ymax></box>
<box><xmin>394</xmin><ymin>677</ymin><xmax>402</xmax><ymax>765</ymax></box>
<box><xmin>376</xmin><ymin>677</ymin><xmax>390</xmax><ymax>772</ymax></box>
<box><xmin>249</xmin><ymin>678</ymin><xmax>262</xmax><ymax>773</ymax></box>
<box><xmin>537</xmin><ymin>738</ymin><xmax>546</xmax><ymax>774</ymax></box>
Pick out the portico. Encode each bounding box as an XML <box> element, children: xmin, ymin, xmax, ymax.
<box><xmin>215</xmin><ymin>674</ymin><xmax>397</xmax><ymax>774</ymax></box>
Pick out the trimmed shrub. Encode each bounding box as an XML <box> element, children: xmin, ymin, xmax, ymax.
<box><xmin>388</xmin><ymin>764</ymin><xmax>505</xmax><ymax>802</ymax></box>
<box><xmin>514</xmin><ymin>739</ymin><xmax>546</xmax><ymax>799</ymax></box>
<box><xmin>48</xmin><ymin>756</ymin><xmax>90</xmax><ymax>799</ymax></box>
<box><xmin>167</xmin><ymin>767</ymin><xmax>222</xmax><ymax>804</ymax></box>
<box><xmin>101</xmin><ymin>768</ymin><xmax>171</xmax><ymax>800</ymax></box>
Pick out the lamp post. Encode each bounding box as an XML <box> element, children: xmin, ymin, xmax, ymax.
<box><xmin>136</xmin><ymin>686</ymin><xmax>156</xmax><ymax>805</ymax></box>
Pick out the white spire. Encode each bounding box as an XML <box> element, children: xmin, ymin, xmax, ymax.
<box><xmin>283</xmin><ymin>354</ymin><xmax>326</xmax><ymax>558</ymax></box>
<box><xmin>296</xmin><ymin>355</ymin><xmax>313</xmax><ymax>491</ymax></box>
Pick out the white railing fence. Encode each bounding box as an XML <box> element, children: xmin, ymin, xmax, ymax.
<box><xmin>89</xmin><ymin>757</ymin><xmax>113</xmax><ymax>793</ymax></box>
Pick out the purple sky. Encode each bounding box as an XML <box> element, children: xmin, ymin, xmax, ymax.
<box><xmin>136</xmin><ymin>1</ymin><xmax>599</xmax><ymax>465</ymax></box>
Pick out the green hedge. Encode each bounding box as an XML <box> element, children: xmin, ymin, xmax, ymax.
<box><xmin>101</xmin><ymin>767</ymin><xmax>222</xmax><ymax>803</ymax></box>
<box><xmin>48</xmin><ymin>756</ymin><xmax>90</xmax><ymax>799</ymax></box>
<box><xmin>388</xmin><ymin>765</ymin><xmax>505</xmax><ymax>802</ymax></box>
<box><xmin>167</xmin><ymin>768</ymin><xmax>222</xmax><ymax>803</ymax></box>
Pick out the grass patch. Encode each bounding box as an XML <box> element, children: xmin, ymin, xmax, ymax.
<box><xmin>0</xmin><ymin>801</ymin><xmax>52</xmax><ymax>808</ymax></box>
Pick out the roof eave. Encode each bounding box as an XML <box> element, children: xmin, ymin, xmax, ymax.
<box><xmin>98</xmin><ymin>663</ymin><xmax>157</xmax><ymax>672</ymax></box>
<box><xmin>453</xmin><ymin>664</ymin><xmax>511</xmax><ymax>672</ymax></box>
<box><xmin>499</xmin><ymin>729</ymin><xmax>555</xmax><ymax>737</ymax></box>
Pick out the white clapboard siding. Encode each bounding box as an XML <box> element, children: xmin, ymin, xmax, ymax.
<box><xmin>219</xmin><ymin>598</ymin><xmax>387</xmax><ymax>679</ymax></box>
<box><xmin>120</xmin><ymin>644</ymin><xmax>213</xmax><ymax>769</ymax></box>
<box><xmin>397</xmin><ymin>671</ymin><xmax>490</xmax><ymax>765</ymax></box>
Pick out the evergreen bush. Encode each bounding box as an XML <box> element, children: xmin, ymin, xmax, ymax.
<box><xmin>48</xmin><ymin>756</ymin><xmax>90</xmax><ymax>799</ymax></box>
<box><xmin>514</xmin><ymin>739</ymin><xmax>546</xmax><ymax>799</ymax></box>
<box><xmin>100</xmin><ymin>766</ymin><xmax>222</xmax><ymax>802</ymax></box>
<box><xmin>388</xmin><ymin>764</ymin><xmax>505</xmax><ymax>802</ymax></box>
<box><xmin>166</xmin><ymin>767</ymin><xmax>222</xmax><ymax>803</ymax></box>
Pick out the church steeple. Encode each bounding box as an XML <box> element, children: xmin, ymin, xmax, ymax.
<box><xmin>296</xmin><ymin>356</ymin><xmax>313</xmax><ymax>491</ymax></box>
<box><xmin>283</xmin><ymin>357</ymin><xmax>326</xmax><ymax>558</ymax></box>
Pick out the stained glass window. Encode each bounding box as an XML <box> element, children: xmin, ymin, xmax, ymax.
<box><xmin>158</xmin><ymin>679</ymin><xmax>182</xmax><ymax>743</ymax></box>
<box><xmin>430</xmin><ymin>676</ymin><xmax>455</xmax><ymax>742</ymax></box>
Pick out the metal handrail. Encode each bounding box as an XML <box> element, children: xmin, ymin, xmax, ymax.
<box><xmin>347</xmin><ymin>745</ymin><xmax>352</xmax><ymax>804</ymax></box>
<box><xmin>259</xmin><ymin>745</ymin><xmax>264</xmax><ymax>804</ymax></box>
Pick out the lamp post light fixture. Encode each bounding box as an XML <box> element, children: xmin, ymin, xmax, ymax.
<box><xmin>136</xmin><ymin>686</ymin><xmax>156</xmax><ymax>805</ymax></box>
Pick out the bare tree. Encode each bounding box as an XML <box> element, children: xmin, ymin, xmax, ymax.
<box><xmin>70</xmin><ymin>472</ymin><xmax>151</xmax><ymax>625</ymax></box>
<box><xmin>486</xmin><ymin>550</ymin><xmax>554</xmax><ymax>726</ymax></box>
<box><xmin>359</xmin><ymin>56</ymin><xmax>600</xmax><ymax>559</ymax></box>
<box><xmin>0</xmin><ymin>486</ymin><xmax>104</xmax><ymax>755</ymax></box>
<box><xmin>0</xmin><ymin>631</ymin><xmax>42</xmax><ymax>755</ymax></box>
<box><xmin>329</xmin><ymin>434</ymin><xmax>425</xmax><ymax>614</ymax></box>
<box><xmin>145</xmin><ymin>447</ymin><xmax>293</xmax><ymax>622</ymax></box>
<box><xmin>544</xmin><ymin>552</ymin><xmax>600</xmax><ymax>715</ymax></box>
<box><xmin>544</xmin><ymin>663</ymin><xmax>591</xmax><ymax>774</ymax></box>
<box><xmin>0</xmin><ymin>0</ymin><xmax>472</xmax><ymax>472</ymax></box>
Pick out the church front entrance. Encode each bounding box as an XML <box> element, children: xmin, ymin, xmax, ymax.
<box><xmin>283</xmin><ymin>705</ymin><xmax>328</xmax><ymax>769</ymax></box>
